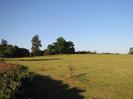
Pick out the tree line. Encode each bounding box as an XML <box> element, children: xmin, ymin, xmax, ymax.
<box><xmin>0</xmin><ymin>39</ymin><xmax>30</xmax><ymax>57</ymax></box>
<box><xmin>47</xmin><ymin>37</ymin><xmax>75</xmax><ymax>55</ymax></box>
<box><xmin>0</xmin><ymin>34</ymin><xmax>133</xmax><ymax>58</ymax></box>
<box><xmin>31</xmin><ymin>35</ymin><xmax>75</xmax><ymax>56</ymax></box>
<box><xmin>0</xmin><ymin>35</ymin><xmax>76</xmax><ymax>57</ymax></box>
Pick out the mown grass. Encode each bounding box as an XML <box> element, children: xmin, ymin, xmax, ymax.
<box><xmin>6</xmin><ymin>54</ymin><xmax>133</xmax><ymax>99</ymax></box>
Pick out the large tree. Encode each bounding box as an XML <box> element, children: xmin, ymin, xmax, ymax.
<box><xmin>56</xmin><ymin>37</ymin><xmax>66</xmax><ymax>54</ymax></box>
<box><xmin>47</xmin><ymin>37</ymin><xmax>75</xmax><ymax>55</ymax></box>
<box><xmin>31</xmin><ymin>35</ymin><xmax>42</xmax><ymax>56</ymax></box>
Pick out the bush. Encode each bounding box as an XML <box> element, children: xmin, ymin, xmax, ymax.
<box><xmin>75</xmin><ymin>51</ymin><xmax>97</xmax><ymax>54</ymax></box>
<box><xmin>0</xmin><ymin>62</ymin><xmax>33</xmax><ymax>99</ymax></box>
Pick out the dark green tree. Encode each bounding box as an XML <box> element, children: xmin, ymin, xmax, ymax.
<box><xmin>65</xmin><ymin>41</ymin><xmax>75</xmax><ymax>54</ymax></box>
<box><xmin>4</xmin><ymin>45</ymin><xmax>30</xmax><ymax>57</ymax></box>
<box><xmin>47</xmin><ymin>37</ymin><xmax>75</xmax><ymax>55</ymax></box>
<box><xmin>56</xmin><ymin>37</ymin><xmax>66</xmax><ymax>54</ymax></box>
<box><xmin>0</xmin><ymin>39</ymin><xmax>30</xmax><ymax>58</ymax></box>
<box><xmin>43</xmin><ymin>49</ymin><xmax>49</xmax><ymax>55</ymax></box>
<box><xmin>129</xmin><ymin>47</ymin><xmax>133</xmax><ymax>54</ymax></box>
<box><xmin>4</xmin><ymin>45</ymin><xmax>14</xmax><ymax>57</ymax></box>
<box><xmin>1</xmin><ymin>39</ymin><xmax>8</xmax><ymax>46</ymax></box>
<box><xmin>31</xmin><ymin>35</ymin><xmax>42</xmax><ymax>56</ymax></box>
<box><xmin>47</xmin><ymin>44</ymin><xmax>54</xmax><ymax>54</ymax></box>
<box><xmin>0</xmin><ymin>39</ymin><xmax>8</xmax><ymax>57</ymax></box>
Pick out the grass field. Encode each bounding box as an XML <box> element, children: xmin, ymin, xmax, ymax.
<box><xmin>6</xmin><ymin>54</ymin><xmax>133</xmax><ymax>99</ymax></box>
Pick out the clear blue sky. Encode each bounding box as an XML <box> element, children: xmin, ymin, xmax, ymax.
<box><xmin>0</xmin><ymin>0</ymin><xmax>133</xmax><ymax>53</ymax></box>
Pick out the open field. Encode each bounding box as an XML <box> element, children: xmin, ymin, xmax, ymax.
<box><xmin>6</xmin><ymin>54</ymin><xmax>133</xmax><ymax>99</ymax></box>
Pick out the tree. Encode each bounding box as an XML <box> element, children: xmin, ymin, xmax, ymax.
<box><xmin>4</xmin><ymin>45</ymin><xmax>14</xmax><ymax>57</ymax></box>
<box><xmin>65</xmin><ymin>41</ymin><xmax>75</xmax><ymax>54</ymax></box>
<box><xmin>129</xmin><ymin>47</ymin><xmax>133</xmax><ymax>54</ymax></box>
<box><xmin>31</xmin><ymin>35</ymin><xmax>42</xmax><ymax>56</ymax></box>
<box><xmin>47</xmin><ymin>44</ymin><xmax>54</xmax><ymax>54</ymax></box>
<box><xmin>1</xmin><ymin>39</ymin><xmax>8</xmax><ymax>46</ymax></box>
<box><xmin>47</xmin><ymin>37</ymin><xmax>75</xmax><ymax>55</ymax></box>
<box><xmin>56</xmin><ymin>37</ymin><xmax>66</xmax><ymax>54</ymax></box>
<box><xmin>43</xmin><ymin>49</ymin><xmax>50</xmax><ymax>55</ymax></box>
<box><xmin>4</xmin><ymin>45</ymin><xmax>30</xmax><ymax>57</ymax></box>
<box><xmin>0</xmin><ymin>39</ymin><xmax>8</xmax><ymax>57</ymax></box>
<box><xmin>0</xmin><ymin>39</ymin><xmax>30</xmax><ymax>58</ymax></box>
<box><xmin>19</xmin><ymin>48</ymin><xmax>30</xmax><ymax>57</ymax></box>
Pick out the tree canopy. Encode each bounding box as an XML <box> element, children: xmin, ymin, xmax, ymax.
<box><xmin>129</xmin><ymin>47</ymin><xmax>133</xmax><ymax>54</ymax></box>
<box><xmin>0</xmin><ymin>39</ymin><xmax>30</xmax><ymax>58</ymax></box>
<box><xmin>47</xmin><ymin>37</ymin><xmax>75</xmax><ymax>55</ymax></box>
<box><xmin>31</xmin><ymin>35</ymin><xmax>42</xmax><ymax>56</ymax></box>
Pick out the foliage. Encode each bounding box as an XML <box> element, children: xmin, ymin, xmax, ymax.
<box><xmin>1</xmin><ymin>39</ymin><xmax>8</xmax><ymax>46</ymax></box>
<box><xmin>43</xmin><ymin>49</ymin><xmax>50</xmax><ymax>55</ymax></box>
<box><xmin>75</xmin><ymin>51</ymin><xmax>96</xmax><ymax>54</ymax></box>
<box><xmin>0</xmin><ymin>39</ymin><xmax>30</xmax><ymax>58</ymax></box>
<box><xmin>0</xmin><ymin>39</ymin><xmax>8</xmax><ymax>57</ymax></box>
<box><xmin>1</xmin><ymin>61</ymin><xmax>84</xmax><ymax>99</ymax></box>
<box><xmin>5</xmin><ymin>45</ymin><xmax>30</xmax><ymax>57</ymax></box>
<box><xmin>47</xmin><ymin>37</ymin><xmax>75</xmax><ymax>55</ymax></box>
<box><xmin>31</xmin><ymin>35</ymin><xmax>42</xmax><ymax>56</ymax></box>
<box><xmin>0</xmin><ymin>62</ymin><xmax>33</xmax><ymax>99</ymax></box>
<box><xmin>129</xmin><ymin>47</ymin><xmax>133</xmax><ymax>54</ymax></box>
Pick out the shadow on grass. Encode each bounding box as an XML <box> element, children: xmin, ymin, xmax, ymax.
<box><xmin>7</xmin><ymin>58</ymin><xmax>61</xmax><ymax>61</ymax></box>
<box><xmin>15</xmin><ymin>74</ymin><xmax>85</xmax><ymax>99</ymax></box>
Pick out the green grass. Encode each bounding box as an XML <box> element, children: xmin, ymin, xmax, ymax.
<box><xmin>6</xmin><ymin>54</ymin><xmax>133</xmax><ymax>99</ymax></box>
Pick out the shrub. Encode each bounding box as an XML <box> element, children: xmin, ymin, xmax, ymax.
<box><xmin>0</xmin><ymin>62</ymin><xmax>33</xmax><ymax>99</ymax></box>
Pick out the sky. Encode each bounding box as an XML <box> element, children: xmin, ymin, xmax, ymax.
<box><xmin>0</xmin><ymin>0</ymin><xmax>133</xmax><ymax>53</ymax></box>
